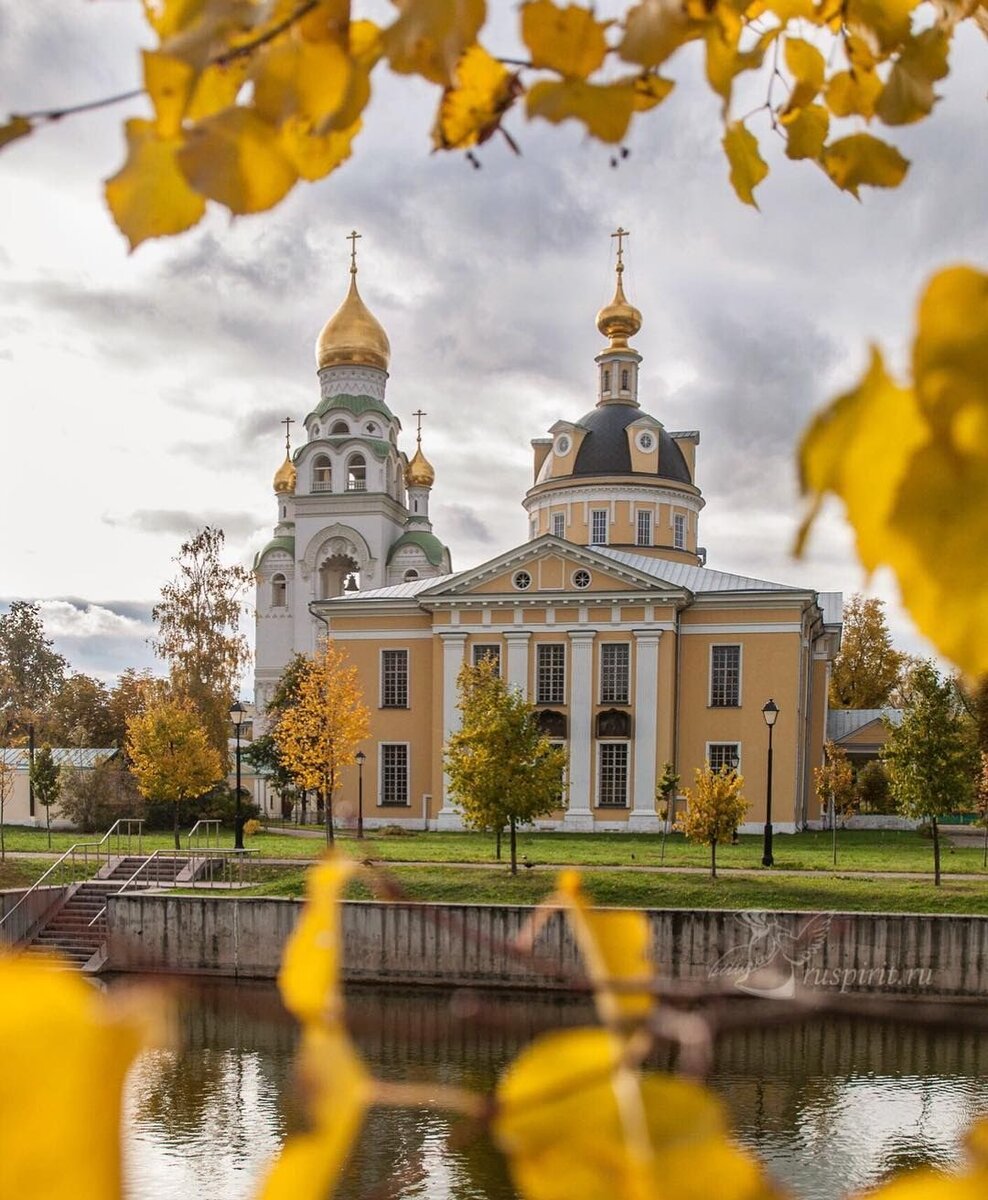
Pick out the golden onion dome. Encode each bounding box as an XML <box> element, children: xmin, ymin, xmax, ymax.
<box><xmin>405</xmin><ymin>444</ymin><xmax>435</xmax><ymax>489</ymax></box>
<box><xmin>595</xmin><ymin>266</ymin><xmax>642</xmax><ymax>350</ymax></box>
<box><xmin>316</xmin><ymin>269</ymin><xmax>391</xmax><ymax>373</ymax></box>
<box><xmin>273</xmin><ymin>454</ymin><xmax>297</xmax><ymax>494</ymax></box>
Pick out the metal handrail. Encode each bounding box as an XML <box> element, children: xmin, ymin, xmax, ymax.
<box><xmin>97</xmin><ymin>818</ymin><xmax>144</xmax><ymax>856</ymax></box>
<box><xmin>186</xmin><ymin>819</ymin><xmax>222</xmax><ymax>851</ymax></box>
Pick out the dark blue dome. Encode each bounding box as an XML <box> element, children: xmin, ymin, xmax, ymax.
<box><xmin>571</xmin><ymin>404</ymin><xmax>691</xmax><ymax>484</ymax></box>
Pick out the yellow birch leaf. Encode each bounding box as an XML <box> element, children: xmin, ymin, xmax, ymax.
<box><xmin>320</xmin><ymin>20</ymin><xmax>382</xmax><ymax>132</ymax></box>
<box><xmin>782</xmin><ymin>103</ymin><xmax>829</xmax><ymax>158</ymax></box>
<box><xmin>722</xmin><ymin>121</ymin><xmax>768</xmax><ymax>207</ymax></box>
<box><xmin>845</xmin><ymin>0</ymin><xmax>920</xmax><ymax>53</ymax></box>
<box><xmin>784</xmin><ymin>36</ymin><xmax>825</xmax><ymax>109</ymax></box>
<box><xmin>105</xmin><ymin>118</ymin><xmax>207</xmax><ymax>250</ymax></box>
<box><xmin>278</xmin><ymin>857</ymin><xmax>357</xmax><ymax>1024</ymax></box>
<box><xmin>0</xmin><ymin>115</ymin><xmax>32</xmax><ymax>150</ymax></box>
<box><xmin>143</xmin><ymin>50</ymin><xmax>195</xmax><ymax>138</ymax></box>
<box><xmin>433</xmin><ymin>44</ymin><xmax>520</xmax><ymax>149</ymax></box>
<box><xmin>822</xmin><ymin>133</ymin><xmax>909</xmax><ymax>196</ymax></box>
<box><xmin>761</xmin><ymin>0</ymin><xmax>817</xmax><ymax>19</ymax></box>
<box><xmin>618</xmin><ymin>0</ymin><xmax>704</xmax><ymax>68</ymax></box>
<box><xmin>256</xmin><ymin>1025</ymin><xmax>372</xmax><ymax>1200</ymax></box>
<box><xmin>186</xmin><ymin>58</ymin><xmax>251</xmax><ymax>121</ymax></box>
<box><xmin>0</xmin><ymin>956</ymin><xmax>158</xmax><ymax>1200</ymax></box>
<box><xmin>143</xmin><ymin>0</ymin><xmax>207</xmax><ymax>38</ymax></box>
<box><xmin>252</xmin><ymin>36</ymin><xmax>351</xmax><ymax>126</ymax></box>
<box><xmin>705</xmin><ymin>16</ymin><xmax>741</xmax><ymax>103</ymax></box>
<box><xmin>526</xmin><ymin>74</ymin><xmax>672</xmax><ymax>142</ymax></box>
<box><xmin>521</xmin><ymin>0</ymin><xmax>611</xmax><ymax>79</ymax></box>
<box><xmin>177</xmin><ymin>106</ymin><xmax>297</xmax><ymax>213</ymax></box>
<box><xmin>875</xmin><ymin>27</ymin><xmax>950</xmax><ymax>125</ymax></box>
<box><xmin>382</xmin><ymin>0</ymin><xmax>486</xmax><ymax>85</ymax></box>
<box><xmin>295</xmin><ymin>0</ymin><xmax>352</xmax><ymax>42</ymax></box>
<box><xmin>912</xmin><ymin>266</ymin><xmax>988</xmax><ymax>431</ymax></box>
<box><xmin>280</xmin><ymin>115</ymin><xmax>361</xmax><ymax>179</ymax></box>
<box><xmin>824</xmin><ymin>68</ymin><xmax>882</xmax><ymax>117</ymax></box>
<box><xmin>796</xmin><ymin>347</ymin><xmax>922</xmax><ymax>569</ymax></box>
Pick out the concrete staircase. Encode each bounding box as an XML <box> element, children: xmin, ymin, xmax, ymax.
<box><xmin>102</xmin><ymin>855</ymin><xmax>186</xmax><ymax>886</ymax></box>
<box><xmin>24</xmin><ymin>881</ymin><xmax>118</xmax><ymax>968</ymax></box>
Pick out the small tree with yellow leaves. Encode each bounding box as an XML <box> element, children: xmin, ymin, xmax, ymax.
<box><xmin>127</xmin><ymin>698</ymin><xmax>223</xmax><ymax>849</ymax></box>
<box><xmin>273</xmin><ymin>641</ymin><xmax>369</xmax><ymax>847</ymax></box>
<box><xmin>814</xmin><ymin>740</ymin><xmax>856</xmax><ymax>866</ymax></box>
<box><xmin>677</xmin><ymin>765</ymin><xmax>749</xmax><ymax>879</ymax></box>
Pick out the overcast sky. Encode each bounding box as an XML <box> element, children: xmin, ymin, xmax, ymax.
<box><xmin>1</xmin><ymin>3</ymin><xmax>985</xmax><ymax>689</ymax></box>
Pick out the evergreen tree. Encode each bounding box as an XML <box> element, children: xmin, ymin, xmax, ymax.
<box><xmin>444</xmin><ymin>659</ymin><xmax>566</xmax><ymax>875</ymax></box>
<box><xmin>882</xmin><ymin>661</ymin><xmax>978</xmax><ymax>886</ymax></box>
<box><xmin>30</xmin><ymin>745</ymin><xmax>62</xmax><ymax>849</ymax></box>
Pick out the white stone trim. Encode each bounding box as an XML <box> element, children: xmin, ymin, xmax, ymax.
<box><xmin>503</xmin><ymin>630</ymin><xmax>532</xmax><ymax>694</ymax></box>
<box><xmin>682</xmin><ymin>623</ymin><xmax>802</xmax><ymax>635</ymax></box>
<box><xmin>438</xmin><ymin>632</ymin><xmax>468</xmax><ymax>821</ymax></box>
<box><xmin>631</xmin><ymin>631</ymin><xmax>662</xmax><ymax>817</ymax></box>
<box><xmin>563</xmin><ymin>630</ymin><xmax>596</xmax><ymax>827</ymax></box>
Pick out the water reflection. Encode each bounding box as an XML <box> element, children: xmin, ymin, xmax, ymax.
<box><xmin>123</xmin><ymin>981</ymin><xmax>988</xmax><ymax>1200</ymax></box>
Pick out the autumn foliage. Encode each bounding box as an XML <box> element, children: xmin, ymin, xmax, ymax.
<box><xmin>676</xmin><ymin>764</ymin><xmax>748</xmax><ymax>877</ymax></box>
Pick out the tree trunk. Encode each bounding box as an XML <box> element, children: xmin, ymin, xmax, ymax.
<box><xmin>46</xmin><ymin>805</ymin><xmax>51</xmax><ymax>850</ymax></box>
<box><xmin>983</xmin><ymin>820</ymin><xmax>987</xmax><ymax>870</ymax></box>
<box><xmin>831</xmin><ymin>794</ymin><xmax>837</xmax><ymax>867</ymax></box>
<box><xmin>711</xmin><ymin>837</ymin><xmax>717</xmax><ymax>879</ymax></box>
<box><xmin>324</xmin><ymin>780</ymin><xmax>335</xmax><ymax>848</ymax></box>
<box><xmin>932</xmin><ymin>815</ymin><xmax>941</xmax><ymax>887</ymax></box>
<box><xmin>509</xmin><ymin>816</ymin><xmax>517</xmax><ymax>876</ymax></box>
<box><xmin>495</xmin><ymin>826</ymin><xmax>501</xmax><ymax>861</ymax></box>
<box><xmin>173</xmin><ymin>803</ymin><xmax>180</xmax><ymax>851</ymax></box>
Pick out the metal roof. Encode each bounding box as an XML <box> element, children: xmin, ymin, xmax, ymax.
<box><xmin>827</xmin><ymin>708</ymin><xmax>902</xmax><ymax>741</ymax></box>
<box><xmin>335</xmin><ymin>572</ymin><xmax>461</xmax><ymax>601</ymax></box>
<box><xmin>818</xmin><ymin>591</ymin><xmax>844</xmax><ymax>626</ymax></box>
<box><xmin>571</xmin><ymin>403</ymin><xmax>692</xmax><ymax>483</ymax></box>
<box><xmin>595</xmin><ymin>548</ymin><xmax>805</xmax><ymax>594</ymax></box>
<box><xmin>0</xmin><ymin>748</ymin><xmax>118</xmax><ymax>770</ymax></box>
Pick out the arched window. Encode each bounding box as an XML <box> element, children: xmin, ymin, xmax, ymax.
<box><xmin>621</xmin><ymin>369</ymin><xmax>630</xmax><ymax>391</ymax></box>
<box><xmin>330</xmin><ymin>421</ymin><xmax>350</xmax><ymax>435</ymax></box>
<box><xmin>346</xmin><ymin>453</ymin><xmax>366</xmax><ymax>491</ymax></box>
<box><xmin>271</xmin><ymin>574</ymin><xmax>287</xmax><ymax>607</ymax></box>
<box><xmin>312</xmin><ymin>455</ymin><xmax>332</xmax><ymax>492</ymax></box>
<box><xmin>404</xmin><ymin>569</ymin><xmax>419</xmax><ymax>582</ymax></box>
<box><xmin>603</xmin><ymin>368</ymin><xmax>611</xmax><ymax>392</ymax></box>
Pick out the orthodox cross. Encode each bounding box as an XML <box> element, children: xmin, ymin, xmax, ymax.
<box><xmin>611</xmin><ymin>226</ymin><xmax>629</xmax><ymax>270</ymax></box>
<box><xmin>412</xmin><ymin>409</ymin><xmax>427</xmax><ymax>445</ymax></box>
<box><xmin>347</xmin><ymin>229</ymin><xmax>361</xmax><ymax>273</ymax></box>
<box><xmin>281</xmin><ymin>415</ymin><xmax>294</xmax><ymax>456</ymax></box>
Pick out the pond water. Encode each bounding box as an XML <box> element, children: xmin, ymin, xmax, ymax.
<box><xmin>123</xmin><ymin>981</ymin><xmax>988</xmax><ymax>1200</ymax></box>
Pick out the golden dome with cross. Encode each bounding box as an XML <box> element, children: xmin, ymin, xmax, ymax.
<box><xmin>316</xmin><ymin>230</ymin><xmax>391</xmax><ymax>373</ymax></box>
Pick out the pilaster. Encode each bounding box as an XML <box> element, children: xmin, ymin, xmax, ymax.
<box><xmin>563</xmin><ymin>629</ymin><xmax>597</xmax><ymax>831</ymax></box>
<box><xmin>629</xmin><ymin>630</ymin><xmax>662</xmax><ymax>832</ymax></box>
<box><xmin>504</xmin><ymin>630</ymin><xmax>532</xmax><ymax>695</ymax></box>
<box><xmin>437</xmin><ymin>632</ymin><xmax>468</xmax><ymax>829</ymax></box>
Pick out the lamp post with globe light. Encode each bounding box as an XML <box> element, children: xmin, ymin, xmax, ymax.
<box><xmin>355</xmin><ymin>750</ymin><xmax>366</xmax><ymax>839</ymax></box>
<box><xmin>230</xmin><ymin>701</ymin><xmax>246</xmax><ymax>850</ymax></box>
<box><xmin>762</xmin><ymin>699</ymin><xmax>779</xmax><ymax>867</ymax></box>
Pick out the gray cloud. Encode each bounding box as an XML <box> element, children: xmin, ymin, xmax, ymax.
<box><xmin>103</xmin><ymin>510</ymin><xmax>263</xmax><ymax>538</ymax></box>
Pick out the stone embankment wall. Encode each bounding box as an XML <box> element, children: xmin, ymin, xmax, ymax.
<box><xmin>0</xmin><ymin>886</ymin><xmax>69</xmax><ymax>946</ymax></box>
<box><xmin>105</xmin><ymin>895</ymin><xmax>988</xmax><ymax>999</ymax></box>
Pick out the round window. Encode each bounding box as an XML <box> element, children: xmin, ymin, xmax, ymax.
<box><xmin>513</xmin><ymin>570</ymin><xmax>532</xmax><ymax>591</ymax></box>
<box><xmin>572</xmin><ymin>569</ymin><xmax>592</xmax><ymax>589</ymax></box>
<box><xmin>636</xmin><ymin>430</ymin><xmax>655</xmax><ymax>452</ymax></box>
<box><xmin>554</xmin><ymin>435</ymin><xmax>571</xmax><ymax>456</ymax></box>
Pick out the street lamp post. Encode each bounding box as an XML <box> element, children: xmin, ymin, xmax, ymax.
<box><xmin>230</xmin><ymin>701</ymin><xmax>246</xmax><ymax>851</ymax></box>
<box><xmin>761</xmin><ymin>699</ymin><xmax>779</xmax><ymax>867</ymax></box>
<box><xmin>355</xmin><ymin>750</ymin><xmax>366</xmax><ymax>840</ymax></box>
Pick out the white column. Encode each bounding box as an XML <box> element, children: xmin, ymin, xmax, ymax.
<box><xmin>629</xmin><ymin>630</ymin><xmax>662</xmax><ymax>832</ymax></box>
<box><xmin>504</xmin><ymin>630</ymin><xmax>532</xmax><ymax>695</ymax></box>
<box><xmin>437</xmin><ymin>632</ymin><xmax>468</xmax><ymax>829</ymax></box>
<box><xmin>563</xmin><ymin>630</ymin><xmax>596</xmax><ymax>831</ymax></box>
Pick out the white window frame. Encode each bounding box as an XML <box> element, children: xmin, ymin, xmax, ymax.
<box><xmin>536</xmin><ymin>643</ymin><xmax>566</xmax><ymax>705</ymax></box>
<box><xmin>472</xmin><ymin>643</ymin><xmax>501</xmax><ymax>675</ymax></box>
<box><xmin>674</xmin><ymin>512</ymin><xmax>686</xmax><ymax>550</ymax></box>
<box><xmin>346</xmin><ymin>453</ymin><xmax>367</xmax><ymax>492</ymax></box>
<box><xmin>380</xmin><ymin>648</ymin><xmax>409</xmax><ymax>708</ymax></box>
<box><xmin>590</xmin><ymin>509</ymin><xmax>608</xmax><ymax>545</ymax></box>
<box><xmin>548</xmin><ymin>739</ymin><xmax>568</xmax><ymax>807</ymax></box>
<box><xmin>552</xmin><ymin>512</ymin><xmax>565</xmax><ymax>538</ymax></box>
<box><xmin>706</xmin><ymin>742</ymin><xmax>742</xmax><ymax>773</ymax></box>
<box><xmin>600</xmin><ymin>643</ymin><xmax>630</xmax><ymax>705</ymax></box>
<box><xmin>709</xmin><ymin>644</ymin><xmax>742</xmax><ymax>708</ymax></box>
<box><xmin>378</xmin><ymin>742</ymin><xmax>410</xmax><ymax>807</ymax></box>
<box><xmin>270</xmin><ymin>573</ymin><xmax>288</xmax><ymax>609</ymax></box>
<box><xmin>636</xmin><ymin>509</ymin><xmax>652</xmax><ymax>547</ymax></box>
<box><xmin>312</xmin><ymin>455</ymin><xmax>332</xmax><ymax>492</ymax></box>
<box><xmin>597</xmin><ymin>741</ymin><xmax>629</xmax><ymax>808</ymax></box>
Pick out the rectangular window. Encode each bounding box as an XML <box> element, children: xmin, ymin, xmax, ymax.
<box><xmin>380</xmin><ymin>744</ymin><xmax>409</xmax><ymax>806</ymax></box>
<box><xmin>552</xmin><ymin>513</ymin><xmax>565</xmax><ymax>538</ymax></box>
<box><xmin>708</xmin><ymin>742</ymin><xmax>741</xmax><ymax>773</ymax></box>
<box><xmin>710</xmin><ymin>645</ymin><xmax>741</xmax><ymax>707</ymax></box>
<box><xmin>472</xmin><ymin>643</ymin><xmax>501</xmax><ymax>675</ymax></box>
<box><xmin>536</xmin><ymin>644</ymin><xmax>566</xmax><ymax>705</ymax></box>
<box><xmin>600</xmin><ymin>643</ymin><xmax>630</xmax><ymax>704</ymax></box>
<box><xmin>591</xmin><ymin>510</ymin><xmax>608</xmax><ymax>545</ymax></box>
<box><xmin>598</xmin><ymin>743</ymin><xmax>629</xmax><ymax>807</ymax></box>
<box><xmin>381</xmin><ymin>649</ymin><xmax>409</xmax><ymax>708</ymax></box>
<box><xmin>636</xmin><ymin>510</ymin><xmax>652</xmax><ymax>547</ymax></box>
<box><xmin>674</xmin><ymin>513</ymin><xmax>686</xmax><ymax>550</ymax></box>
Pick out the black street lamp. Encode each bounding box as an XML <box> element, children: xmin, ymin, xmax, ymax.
<box><xmin>230</xmin><ymin>700</ymin><xmax>246</xmax><ymax>851</ymax></box>
<box><xmin>355</xmin><ymin>750</ymin><xmax>366</xmax><ymax>840</ymax></box>
<box><xmin>762</xmin><ymin>699</ymin><xmax>779</xmax><ymax>867</ymax></box>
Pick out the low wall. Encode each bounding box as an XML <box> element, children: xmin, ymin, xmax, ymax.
<box><xmin>105</xmin><ymin>895</ymin><xmax>988</xmax><ymax>999</ymax></box>
<box><xmin>0</xmin><ymin>886</ymin><xmax>69</xmax><ymax>946</ymax></box>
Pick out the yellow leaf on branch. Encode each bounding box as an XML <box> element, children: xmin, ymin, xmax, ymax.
<box><xmin>382</xmin><ymin>0</ymin><xmax>486</xmax><ymax>85</ymax></box>
<box><xmin>824</xmin><ymin>68</ymin><xmax>882</xmax><ymax>117</ymax></box>
<box><xmin>722</xmin><ymin>120</ymin><xmax>768</xmax><ymax>207</ymax></box>
<box><xmin>321</xmin><ymin>19</ymin><xmax>382</xmax><ymax>132</ymax></box>
<box><xmin>782</xmin><ymin>102</ymin><xmax>828</xmax><ymax>158</ymax></box>
<box><xmin>0</xmin><ymin>115</ymin><xmax>32</xmax><ymax>151</ymax></box>
<box><xmin>281</xmin><ymin>115</ymin><xmax>362</xmax><ymax>179</ymax></box>
<box><xmin>278</xmin><ymin>857</ymin><xmax>356</xmax><ymax>1024</ymax></box>
<box><xmin>252</xmin><ymin>35</ymin><xmax>352</xmax><ymax>126</ymax></box>
<box><xmin>875</xmin><ymin>27</ymin><xmax>950</xmax><ymax>125</ymax></box>
<box><xmin>783</xmin><ymin>36</ymin><xmax>825</xmax><ymax>110</ymax></box>
<box><xmin>105</xmin><ymin>118</ymin><xmax>207</xmax><ymax>250</ymax></box>
<box><xmin>177</xmin><ymin>105</ymin><xmax>298</xmax><ymax>213</ymax></box>
<box><xmin>618</xmin><ymin>0</ymin><xmax>705</xmax><ymax>68</ymax></box>
<box><xmin>521</xmin><ymin>0</ymin><xmax>611</xmax><ymax>79</ymax></box>
<box><xmin>822</xmin><ymin>133</ymin><xmax>909</xmax><ymax>196</ymax></box>
<box><xmin>526</xmin><ymin>73</ymin><xmax>673</xmax><ymax>142</ymax></box>
<box><xmin>845</xmin><ymin>0</ymin><xmax>921</xmax><ymax>52</ymax></box>
<box><xmin>433</xmin><ymin>43</ymin><xmax>520</xmax><ymax>150</ymax></box>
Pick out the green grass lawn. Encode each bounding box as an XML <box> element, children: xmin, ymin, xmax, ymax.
<box><xmin>231</xmin><ymin>862</ymin><xmax>988</xmax><ymax>915</ymax></box>
<box><xmin>4</xmin><ymin>824</ymin><xmax>987</xmax><ymax>876</ymax></box>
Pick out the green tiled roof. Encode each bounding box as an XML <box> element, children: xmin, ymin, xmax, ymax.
<box><xmin>387</xmin><ymin>530</ymin><xmax>447</xmax><ymax>567</ymax></box>
<box><xmin>309</xmin><ymin>393</ymin><xmax>395</xmax><ymax>422</ymax></box>
<box><xmin>254</xmin><ymin>536</ymin><xmax>295</xmax><ymax>569</ymax></box>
